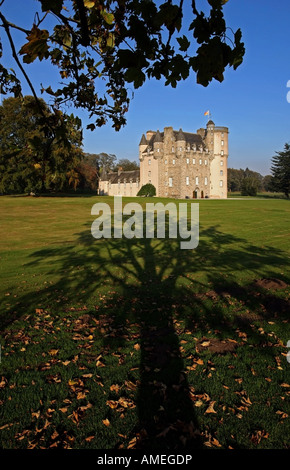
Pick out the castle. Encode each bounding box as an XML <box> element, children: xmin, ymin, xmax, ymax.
<box><xmin>99</xmin><ymin>120</ymin><xmax>228</xmax><ymax>199</ymax></box>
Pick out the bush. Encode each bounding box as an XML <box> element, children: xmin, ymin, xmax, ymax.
<box><xmin>241</xmin><ymin>177</ymin><xmax>258</xmax><ymax>196</ymax></box>
<box><xmin>137</xmin><ymin>183</ymin><xmax>156</xmax><ymax>197</ymax></box>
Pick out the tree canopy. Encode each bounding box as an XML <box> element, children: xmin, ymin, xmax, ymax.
<box><xmin>0</xmin><ymin>95</ymin><xmax>83</xmax><ymax>193</ymax></box>
<box><xmin>0</xmin><ymin>0</ymin><xmax>245</xmax><ymax>131</ymax></box>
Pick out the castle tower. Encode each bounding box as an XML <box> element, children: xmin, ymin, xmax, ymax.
<box><xmin>205</xmin><ymin>120</ymin><xmax>229</xmax><ymax>198</ymax></box>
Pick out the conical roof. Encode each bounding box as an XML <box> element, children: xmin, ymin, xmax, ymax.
<box><xmin>139</xmin><ymin>134</ymin><xmax>147</xmax><ymax>145</ymax></box>
<box><xmin>154</xmin><ymin>129</ymin><xmax>162</xmax><ymax>143</ymax></box>
<box><xmin>176</xmin><ymin>128</ymin><xmax>185</xmax><ymax>140</ymax></box>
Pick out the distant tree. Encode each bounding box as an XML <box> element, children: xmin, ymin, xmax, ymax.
<box><xmin>227</xmin><ymin>168</ymin><xmax>243</xmax><ymax>192</ymax></box>
<box><xmin>0</xmin><ymin>0</ymin><xmax>245</xmax><ymax>131</ymax></box>
<box><xmin>137</xmin><ymin>183</ymin><xmax>156</xmax><ymax>197</ymax></box>
<box><xmin>114</xmin><ymin>159</ymin><xmax>139</xmax><ymax>171</ymax></box>
<box><xmin>228</xmin><ymin>167</ymin><xmax>263</xmax><ymax>193</ymax></box>
<box><xmin>95</xmin><ymin>152</ymin><xmax>117</xmax><ymax>175</ymax></box>
<box><xmin>0</xmin><ymin>96</ymin><xmax>83</xmax><ymax>194</ymax></box>
<box><xmin>271</xmin><ymin>144</ymin><xmax>290</xmax><ymax>198</ymax></box>
<box><xmin>241</xmin><ymin>176</ymin><xmax>259</xmax><ymax>197</ymax></box>
<box><xmin>262</xmin><ymin>175</ymin><xmax>274</xmax><ymax>192</ymax></box>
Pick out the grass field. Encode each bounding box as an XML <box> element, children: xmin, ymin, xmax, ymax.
<box><xmin>0</xmin><ymin>195</ymin><xmax>289</xmax><ymax>450</ymax></box>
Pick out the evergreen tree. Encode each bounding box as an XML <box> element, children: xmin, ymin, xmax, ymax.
<box><xmin>271</xmin><ymin>144</ymin><xmax>290</xmax><ymax>198</ymax></box>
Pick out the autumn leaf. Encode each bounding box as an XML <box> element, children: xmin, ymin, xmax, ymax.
<box><xmin>48</xmin><ymin>349</ymin><xmax>59</xmax><ymax>356</ymax></box>
<box><xmin>205</xmin><ymin>401</ymin><xmax>217</xmax><ymax>414</ymax></box>
<box><xmin>194</xmin><ymin>400</ymin><xmax>203</xmax><ymax>407</ymax></box>
<box><xmin>102</xmin><ymin>418</ymin><xmax>110</xmax><ymax>427</ymax></box>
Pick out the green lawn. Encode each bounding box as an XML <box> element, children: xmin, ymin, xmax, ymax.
<box><xmin>0</xmin><ymin>195</ymin><xmax>289</xmax><ymax>449</ymax></box>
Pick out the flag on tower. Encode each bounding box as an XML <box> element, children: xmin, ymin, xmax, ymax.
<box><xmin>204</xmin><ymin>110</ymin><xmax>210</xmax><ymax>116</ymax></box>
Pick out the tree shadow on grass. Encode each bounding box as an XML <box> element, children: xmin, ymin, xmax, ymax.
<box><xmin>1</xmin><ymin>222</ymin><xmax>290</xmax><ymax>449</ymax></box>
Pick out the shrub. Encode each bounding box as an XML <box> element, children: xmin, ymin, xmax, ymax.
<box><xmin>137</xmin><ymin>183</ymin><xmax>156</xmax><ymax>197</ymax></box>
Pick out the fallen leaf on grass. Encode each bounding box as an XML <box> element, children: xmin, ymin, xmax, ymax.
<box><xmin>205</xmin><ymin>401</ymin><xmax>217</xmax><ymax>414</ymax></box>
<box><xmin>280</xmin><ymin>383</ymin><xmax>290</xmax><ymax>388</ymax></box>
<box><xmin>102</xmin><ymin>419</ymin><xmax>110</xmax><ymax>427</ymax></box>
<box><xmin>48</xmin><ymin>349</ymin><xmax>59</xmax><ymax>356</ymax></box>
<box><xmin>276</xmin><ymin>410</ymin><xmax>288</xmax><ymax>419</ymax></box>
<box><xmin>194</xmin><ymin>400</ymin><xmax>204</xmax><ymax>408</ymax></box>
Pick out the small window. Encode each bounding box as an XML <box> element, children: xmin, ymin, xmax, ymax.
<box><xmin>221</xmin><ymin>132</ymin><xmax>224</xmax><ymax>138</ymax></box>
<box><xmin>169</xmin><ymin>177</ymin><xmax>173</xmax><ymax>187</ymax></box>
<box><xmin>220</xmin><ymin>160</ymin><xmax>224</xmax><ymax>166</ymax></box>
<box><xmin>195</xmin><ymin>176</ymin><xmax>199</xmax><ymax>185</ymax></box>
<box><xmin>205</xmin><ymin>177</ymin><xmax>208</xmax><ymax>186</ymax></box>
<box><xmin>193</xmin><ymin>158</ymin><xmax>196</xmax><ymax>164</ymax></box>
<box><xmin>148</xmin><ymin>159</ymin><xmax>151</xmax><ymax>165</ymax></box>
<box><xmin>148</xmin><ymin>171</ymin><xmax>151</xmax><ymax>177</ymax></box>
<box><xmin>165</xmin><ymin>159</ymin><xmax>167</xmax><ymax>164</ymax></box>
<box><xmin>179</xmin><ymin>147</ymin><xmax>182</xmax><ymax>151</ymax></box>
<box><xmin>205</xmin><ymin>159</ymin><xmax>207</xmax><ymax>165</ymax></box>
<box><xmin>186</xmin><ymin>176</ymin><xmax>189</xmax><ymax>186</ymax></box>
<box><xmin>220</xmin><ymin>180</ymin><xmax>223</xmax><ymax>187</ymax></box>
<box><xmin>221</xmin><ymin>140</ymin><xmax>224</xmax><ymax>146</ymax></box>
<box><xmin>172</xmin><ymin>146</ymin><xmax>174</xmax><ymax>152</ymax></box>
<box><xmin>221</xmin><ymin>150</ymin><xmax>224</xmax><ymax>156</ymax></box>
<box><xmin>220</xmin><ymin>170</ymin><xmax>223</xmax><ymax>176</ymax></box>
<box><xmin>173</xmin><ymin>159</ymin><xmax>175</xmax><ymax>165</ymax></box>
<box><xmin>199</xmin><ymin>159</ymin><xmax>202</xmax><ymax>165</ymax></box>
<box><xmin>186</xmin><ymin>158</ymin><xmax>189</xmax><ymax>164</ymax></box>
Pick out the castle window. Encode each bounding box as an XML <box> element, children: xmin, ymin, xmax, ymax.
<box><xmin>220</xmin><ymin>180</ymin><xmax>223</xmax><ymax>187</ymax></box>
<box><xmin>165</xmin><ymin>159</ymin><xmax>167</xmax><ymax>164</ymax></box>
<box><xmin>192</xmin><ymin>158</ymin><xmax>196</xmax><ymax>164</ymax></box>
<box><xmin>195</xmin><ymin>176</ymin><xmax>199</xmax><ymax>185</ymax></box>
<box><xmin>179</xmin><ymin>147</ymin><xmax>182</xmax><ymax>151</ymax></box>
<box><xmin>221</xmin><ymin>132</ymin><xmax>224</xmax><ymax>138</ymax></box>
<box><xmin>187</xmin><ymin>145</ymin><xmax>190</xmax><ymax>151</ymax></box>
<box><xmin>205</xmin><ymin>177</ymin><xmax>208</xmax><ymax>185</ymax></box>
<box><xmin>148</xmin><ymin>159</ymin><xmax>151</xmax><ymax>165</ymax></box>
<box><xmin>173</xmin><ymin>159</ymin><xmax>175</xmax><ymax>165</ymax></box>
<box><xmin>186</xmin><ymin>158</ymin><xmax>189</xmax><ymax>164</ymax></box>
<box><xmin>220</xmin><ymin>160</ymin><xmax>224</xmax><ymax>166</ymax></box>
<box><xmin>221</xmin><ymin>140</ymin><xmax>224</xmax><ymax>146</ymax></box>
<box><xmin>199</xmin><ymin>159</ymin><xmax>202</xmax><ymax>165</ymax></box>
<box><xmin>157</xmin><ymin>148</ymin><xmax>160</xmax><ymax>153</ymax></box>
<box><xmin>220</xmin><ymin>170</ymin><xmax>223</xmax><ymax>176</ymax></box>
<box><xmin>172</xmin><ymin>146</ymin><xmax>174</xmax><ymax>152</ymax></box>
<box><xmin>169</xmin><ymin>177</ymin><xmax>173</xmax><ymax>187</ymax></box>
<box><xmin>148</xmin><ymin>171</ymin><xmax>151</xmax><ymax>177</ymax></box>
<box><xmin>186</xmin><ymin>176</ymin><xmax>189</xmax><ymax>186</ymax></box>
<box><xmin>221</xmin><ymin>150</ymin><xmax>224</xmax><ymax>156</ymax></box>
<box><xmin>205</xmin><ymin>159</ymin><xmax>208</xmax><ymax>165</ymax></box>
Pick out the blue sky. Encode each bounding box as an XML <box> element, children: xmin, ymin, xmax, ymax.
<box><xmin>1</xmin><ymin>0</ymin><xmax>290</xmax><ymax>175</ymax></box>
